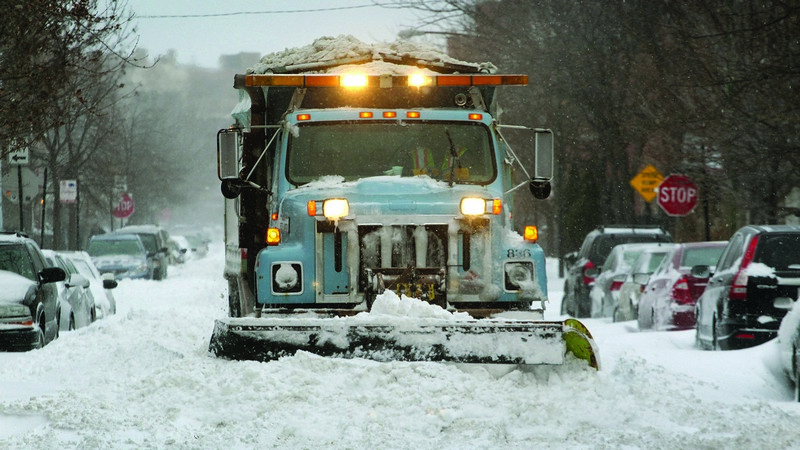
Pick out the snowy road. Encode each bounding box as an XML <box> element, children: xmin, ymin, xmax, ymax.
<box><xmin>1</xmin><ymin>242</ymin><xmax>799</xmax><ymax>449</ymax></box>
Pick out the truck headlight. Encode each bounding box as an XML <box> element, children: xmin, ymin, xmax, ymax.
<box><xmin>323</xmin><ymin>199</ymin><xmax>349</xmax><ymax>220</ymax></box>
<box><xmin>460</xmin><ymin>197</ymin><xmax>486</xmax><ymax>216</ymax></box>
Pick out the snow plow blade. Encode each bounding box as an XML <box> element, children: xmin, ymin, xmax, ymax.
<box><xmin>209</xmin><ymin>317</ymin><xmax>599</xmax><ymax>369</ymax></box>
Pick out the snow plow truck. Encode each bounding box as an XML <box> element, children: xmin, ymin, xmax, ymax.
<box><xmin>209</xmin><ymin>37</ymin><xmax>598</xmax><ymax>369</ymax></box>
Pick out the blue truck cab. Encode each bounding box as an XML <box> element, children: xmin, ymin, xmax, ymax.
<box><xmin>217</xmin><ymin>53</ymin><xmax>554</xmax><ymax>319</ymax></box>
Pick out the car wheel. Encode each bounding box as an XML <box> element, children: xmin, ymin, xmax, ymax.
<box><xmin>712</xmin><ymin>315</ymin><xmax>721</xmax><ymax>351</ymax></box>
<box><xmin>560</xmin><ymin>284</ymin><xmax>571</xmax><ymax>316</ymax></box>
<box><xmin>650</xmin><ymin>307</ymin><xmax>656</xmax><ymax>330</ymax></box>
<box><xmin>793</xmin><ymin>345</ymin><xmax>800</xmax><ymax>402</ymax></box>
<box><xmin>69</xmin><ymin>314</ymin><xmax>76</xmax><ymax>331</ymax></box>
<box><xmin>35</xmin><ymin>314</ymin><xmax>46</xmax><ymax>349</ymax></box>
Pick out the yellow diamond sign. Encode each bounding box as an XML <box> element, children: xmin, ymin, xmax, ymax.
<box><xmin>630</xmin><ymin>165</ymin><xmax>664</xmax><ymax>202</ymax></box>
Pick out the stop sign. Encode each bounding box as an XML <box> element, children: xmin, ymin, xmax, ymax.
<box><xmin>657</xmin><ymin>174</ymin><xmax>698</xmax><ymax>216</ymax></box>
<box><xmin>112</xmin><ymin>193</ymin><xmax>135</xmax><ymax>219</ymax></box>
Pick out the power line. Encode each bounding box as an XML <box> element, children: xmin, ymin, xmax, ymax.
<box><xmin>135</xmin><ymin>4</ymin><xmax>377</xmax><ymax>19</ymax></box>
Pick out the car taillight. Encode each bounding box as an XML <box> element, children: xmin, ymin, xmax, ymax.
<box><xmin>582</xmin><ymin>261</ymin><xmax>596</xmax><ymax>285</ymax></box>
<box><xmin>671</xmin><ymin>277</ymin><xmax>693</xmax><ymax>305</ymax></box>
<box><xmin>729</xmin><ymin>235</ymin><xmax>760</xmax><ymax>301</ymax></box>
<box><xmin>610</xmin><ymin>280</ymin><xmax>624</xmax><ymax>291</ymax></box>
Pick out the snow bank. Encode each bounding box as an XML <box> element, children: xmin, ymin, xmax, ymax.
<box><xmin>249</xmin><ymin>34</ymin><xmax>496</xmax><ymax>75</ymax></box>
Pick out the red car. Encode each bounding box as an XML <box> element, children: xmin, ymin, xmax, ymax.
<box><xmin>637</xmin><ymin>241</ymin><xmax>727</xmax><ymax>331</ymax></box>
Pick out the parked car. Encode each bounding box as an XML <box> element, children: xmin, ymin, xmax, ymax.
<box><xmin>695</xmin><ymin>225</ymin><xmax>800</xmax><ymax>350</ymax></box>
<box><xmin>0</xmin><ymin>232</ymin><xmax>66</xmax><ymax>351</ymax></box>
<box><xmin>777</xmin><ymin>298</ymin><xmax>800</xmax><ymax>402</ymax></box>
<box><xmin>636</xmin><ymin>241</ymin><xmax>727</xmax><ymax>331</ymax></box>
<box><xmin>613</xmin><ymin>243</ymin><xmax>678</xmax><ymax>322</ymax></box>
<box><xmin>562</xmin><ymin>226</ymin><xmax>673</xmax><ymax>317</ymax></box>
<box><xmin>114</xmin><ymin>225</ymin><xmax>171</xmax><ymax>280</ymax></box>
<box><xmin>184</xmin><ymin>233</ymin><xmax>209</xmax><ymax>259</ymax></box>
<box><xmin>87</xmin><ymin>233</ymin><xmax>153</xmax><ymax>280</ymax></box>
<box><xmin>61</xmin><ymin>251</ymin><xmax>118</xmax><ymax>318</ymax></box>
<box><xmin>589</xmin><ymin>242</ymin><xmax>675</xmax><ymax>318</ymax></box>
<box><xmin>170</xmin><ymin>235</ymin><xmax>191</xmax><ymax>264</ymax></box>
<box><xmin>42</xmin><ymin>250</ymin><xmax>96</xmax><ymax>332</ymax></box>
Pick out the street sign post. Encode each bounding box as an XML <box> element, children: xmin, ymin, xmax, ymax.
<box><xmin>657</xmin><ymin>174</ymin><xmax>698</xmax><ymax>216</ymax></box>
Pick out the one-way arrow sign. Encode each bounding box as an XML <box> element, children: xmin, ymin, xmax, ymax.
<box><xmin>7</xmin><ymin>147</ymin><xmax>29</xmax><ymax>165</ymax></box>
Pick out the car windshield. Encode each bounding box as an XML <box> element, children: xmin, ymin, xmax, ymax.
<box><xmin>590</xmin><ymin>234</ymin><xmax>670</xmax><ymax>263</ymax></box>
<box><xmin>0</xmin><ymin>244</ymin><xmax>35</xmax><ymax>280</ymax></box>
<box><xmin>133</xmin><ymin>234</ymin><xmax>158</xmax><ymax>253</ymax></box>
<box><xmin>754</xmin><ymin>233</ymin><xmax>800</xmax><ymax>271</ymax></box>
<box><xmin>682</xmin><ymin>246</ymin><xmax>725</xmax><ymax>268</ymax></box>
<box><xmin>88</xmin><ymin>239</ymin><xmax>144</xmax><ymax>256</ymax></box>
<box><xmin>286</xmin><ymin>122</ymin><xmax>496</xmax><ymax>185</ymax></box>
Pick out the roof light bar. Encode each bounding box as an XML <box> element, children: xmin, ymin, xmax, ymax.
<box><xmin>245</xmin><ymin>74</ymin><xmax>528</xmax><ymax>88</ymax></box>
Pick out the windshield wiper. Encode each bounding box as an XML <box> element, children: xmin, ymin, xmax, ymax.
<box><xmin>445</xmin><ymin>128</ymin><xmax>462</xmax><ymax>187</ymax></box>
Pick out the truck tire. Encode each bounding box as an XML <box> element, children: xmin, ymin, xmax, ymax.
<box><xmin>228</xmin><ymin>278</ymin><xmax>242</xmax><ymax>318</ymax></box>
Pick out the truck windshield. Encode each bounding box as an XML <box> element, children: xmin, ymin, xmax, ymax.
<box><xmin>286</xmin><ymin>121</ymin><xmax>496</xmax><ymax>185</ymax></box>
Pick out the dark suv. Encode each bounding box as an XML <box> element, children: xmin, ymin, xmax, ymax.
<box><xmin>562</xmin><ymin>226</ymin><xmax>673</xmax><ymax>318</ymax></box>
<box><xmin>0</xmin><ymin>232</ymin><xmax>66</xmax><ymax>351</ymax></box>
<box><xmin>695</xmin><ymin>224</ymin><xmax>800</xmax><ymax>350</ymax></box>
<box><xmin>114</xmin><ymin>225</ymin><xmax>171</xmax><ymax>280</ymax></box>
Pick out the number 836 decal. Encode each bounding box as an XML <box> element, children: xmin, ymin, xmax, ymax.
<box><xmin>506</xmin><ymin>248</ymin><xmax>532</xmax><ymax>258</ymax></box>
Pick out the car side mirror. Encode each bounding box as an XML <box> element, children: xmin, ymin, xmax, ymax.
<box><xmin>40</xmin><ymin>267</ymin><xmax>66</xmax><ymax>284</ymax></box>
<box><xmin>102</xmin><ymin>273</ymin><xmax>118</xmax><ymax>289</ymax></box>
<box><xmin>563</xmin><ymin>252</ymin><xmax>578</xmax><ymax>268</ymax></box>
<box><xmin>691</xmin><ymin>265</ymin><xmax>711</xmax><ymax>278</ymax></box>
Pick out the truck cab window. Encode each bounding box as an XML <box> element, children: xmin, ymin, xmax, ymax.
<box><xmin>286</xmin><ymin>122</ymin><xmax>496</xmax><ymax>185</ymax></box>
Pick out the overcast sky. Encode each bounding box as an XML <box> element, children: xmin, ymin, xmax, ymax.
<box><xmin>125</xmin><ymin>0</ymin><xmax>425</xmax><ymax>68</ymax></box>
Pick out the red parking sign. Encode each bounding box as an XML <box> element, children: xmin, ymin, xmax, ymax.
<box><xmin>657</xmin><ymin>174</ymin><xmax>698</xmax><ymax>216</ymax></box>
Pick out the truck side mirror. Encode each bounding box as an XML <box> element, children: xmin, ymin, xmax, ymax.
<box><xmin>217</xmin><ymin>128</ymin><xmax>242</xmax><ymax>181</ymax></box>
<box><xmin>529</xmin><ymin>129</ymin><xmax>553</xmax><ymax>199</ymax></box>
<box><xmin>218</xmin><ymin>128</ymin><xmax>244</xmax><ymax>199</ymax></box>
<box><xmin>534</xmin><ymin>129</ymin><xmax>554</xmax><ymax>181</ymax></box>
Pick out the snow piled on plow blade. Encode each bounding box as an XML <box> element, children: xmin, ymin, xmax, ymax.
<box><xmin>208</xmin><ymin>292</ymin><xmax>599</xmax><ymax>368</ymax></box>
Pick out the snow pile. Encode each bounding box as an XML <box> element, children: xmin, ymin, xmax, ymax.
<box><xmin>3</xmin><ymin>247</ymin><xmax>800</xmax><ymax>449</ymax></box>
<box><xmin>777</xmin><ymin>298</ymin><xmax>800</xmax><ymax>376</ymax></box>
<box><xmin>249</xmin><ymin>34</ymin><xmax>496</xmax><ymax>75</ymax></box>
<box><xmin>365</xmin><ymin>289</ymin><xmax>471</xmax><ymax>320</ymax></box>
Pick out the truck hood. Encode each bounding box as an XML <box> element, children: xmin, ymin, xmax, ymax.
<box><xmin>284</xmin><ymin>176</ymin><xmax>497</xmax><ymax>216</ymax></box>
